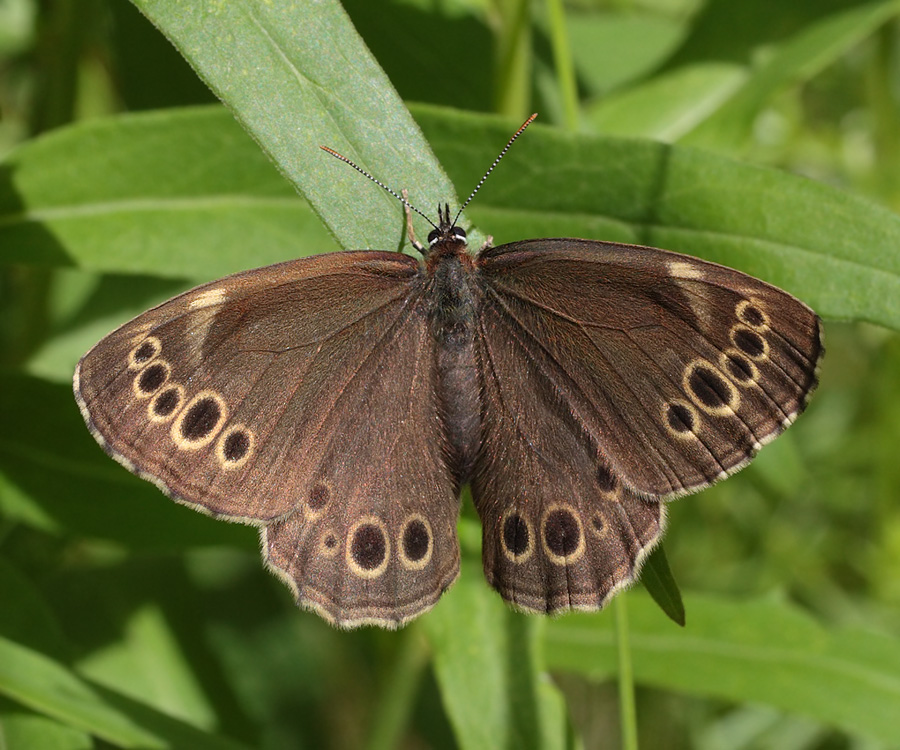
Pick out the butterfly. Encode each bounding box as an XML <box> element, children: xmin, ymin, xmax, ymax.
<box><xmin>74</xmin><ymin>115</ymin><xmax>823</xmax><ymax>628</ymax></box>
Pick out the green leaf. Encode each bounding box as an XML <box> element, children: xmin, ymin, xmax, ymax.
<box><xmin>130</xmin><ymin>0</ymin><xmax>455</xmax><ymax>250</ymax></box>
<box><xmin>0</xmin><ymin>635</ymin><xmax>249</xmax><ymax>750</ymax></box>
<box><xmin>544</xmin><ymin>593</ymin><xmax>900</xmax><ymax>745</ymax></box>
<box><xmin>586</xmin><ymin>63</ymin><xmax>747</xmax><ymax>141</ymax></box>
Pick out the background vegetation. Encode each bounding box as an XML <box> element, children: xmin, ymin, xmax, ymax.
<box><xmin>1</xmin><ymin>0</ymin><xmax>900</xmax><ymax>748</ymax></box>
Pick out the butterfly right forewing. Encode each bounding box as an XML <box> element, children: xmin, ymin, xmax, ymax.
<box><xmin>475</xmin><ymin>239</ymin><xmax>822</xmax><ymax>499</ymax></box>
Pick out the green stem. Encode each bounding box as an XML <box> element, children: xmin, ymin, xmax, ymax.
<box><xmin>615</xmin><ymin>595</ymin><xmax>639</xmax><ymax>750</ymax></box>
<box><xmin>365</xmin><ymin>626</ymin><xmax>429</xmax><ymax>750</ymax></box>
<box><xmin>493</xmin><ymin>0</ymin><xmax>532</xmax><ymax>117</ymax></box>
<box><xmin>544</xmin><ymin>0</ymin><xmax>579</xmax><ymax>131</ymax></box>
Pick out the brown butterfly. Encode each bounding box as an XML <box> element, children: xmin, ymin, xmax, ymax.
<box><xmin>74</xmin><ymin>116</ymin><xmax>823</xmax><ymax>628</ymax></box>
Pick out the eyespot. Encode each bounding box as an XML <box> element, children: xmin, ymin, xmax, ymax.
<box><xmin>721</xmin><ymin>349</ymin><xmax>759</xmax><ymax>385</ymax></box>
<box><xmin>346</xmin><ymin>517</ymin><xmax>390</xmax><ymax>578</ymax></box>
<box><xmin>398</xmin><ymin>515</ymin><xmax>433</xmax><ymax>570</ymax></box>
<box><xmin>216</xmin><ymin>425</ymin><xmax>254</xmax><ymax>469</ymax></box>
<box><xmin>305</xmin><ymin>481</ymin><xmax>330</xmax><ymax>517</ymax></box>
<box><xmin>148</xmin><ymin>384</ymin><xmax>185</xmax><ymax>423</ymax></box>
<box><xmin>540</xmin><ymin>504</ymin><xmax>585</xmax><ymax>565</ymax></box>
<box><xmin>500</xmin><ymin>510</ymin><xmax>534</xmax><ymax>563</ymax></box>
<box><xmin>730</xmin><ymin>325</ymin><xmax>769</xmax><ymax>361</ymax></box>
<box><xmin>596</xmin><ymin>462</ymin><xmax>619</xmax><ymax>497</ymax></box>
<box><xmin>128</xmin><ymin>337</ymin><xmax>161</xmax><ymax>370</ymax></box>
<box><xmin>735</xmin><ymin>299</ymin><xmax>769</xmax><ymax>331</ymax></box>
<box><xmin>319</xmin><ymin>530</ymin><xmax>339</xmax><ymax>557</ymax></box>
<box><xmin>664</xmin><ymin>400</ymin><xmax>700</xmax><ymax>439</ymax></box>
<box><xmin>589</xmin><ymin>511</ymin><xmax>609</xmax><ymax>539</ymax></box>
<box><xmin>171</xmin><ymin>391</ymin><xmax>228</xmax><ymax>449</ymax></box>
<box><xmin>683</xmin><ymin>360</ymin><xmax>739</xmax><ymax>416</ymax></box>
<box><xmin>133</xmin><ymin>360</ymin><xmax>170</xmax><ymax>398</ymax></box>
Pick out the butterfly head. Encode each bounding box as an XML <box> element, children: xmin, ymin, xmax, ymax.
<box><xmin>426</xmin><ymin>203</ymin><xmax>467</xmax><ymax>248</ymax></box>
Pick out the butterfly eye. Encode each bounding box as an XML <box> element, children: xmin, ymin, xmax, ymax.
<box><xmin>450</xmin><ymin>226</ymin><xmax>467</xmax><ymax>242</ymax></box>
<box><xmin>427</xmin><ymin>228</ymin><xmax>441</xmax><ymax>245</ymax></box>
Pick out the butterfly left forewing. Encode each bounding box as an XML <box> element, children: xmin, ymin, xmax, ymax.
<box><xmin>76</xmin><ymin>253</ymin><xmax>417</xmax><ymax>519</ymax></box>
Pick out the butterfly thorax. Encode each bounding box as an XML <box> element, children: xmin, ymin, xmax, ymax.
<box><xmin>425</xmin><ymin>236</ymin><xmax>481</xmax><ymax>486</ymax></box>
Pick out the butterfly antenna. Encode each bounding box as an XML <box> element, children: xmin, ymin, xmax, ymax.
<box><xmin>452</xmin><ymin>113</ymin><xmax>538</xmax><ymax>226</ymax></box>
<box><xmin>319</xmin><ymin>146</ymin><xmax>438</xmax><ymax>230</ymax></box>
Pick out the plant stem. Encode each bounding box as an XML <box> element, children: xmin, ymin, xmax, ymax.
<box><xmin>615</xmin><ymin>595</ymin><xmax>639</xmax><ymax>750</ymax></box>
<box><xmin>493</xmin><ymin>0</ymin><xmax>532</xmax><ymax>117</ymax></box>
<box><xmin>365</xmin><ymin>626</ymin><xmax>428</xmax><ymax>750</ymax></box>
<box><xmin>545</xmin><ymin>0</ymin><xmax>579</xmax><ymax>131</ymax></box>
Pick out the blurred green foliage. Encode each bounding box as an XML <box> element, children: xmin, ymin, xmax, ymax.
<box><xmin>1</xmin><ymin>1</ymin><xmax>899</xmax><ymax>748</ymax></box>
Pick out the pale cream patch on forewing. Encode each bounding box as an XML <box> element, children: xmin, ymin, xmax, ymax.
<box><xmin>184</xmin><ymin>305</ymin><xmax>221</xmax><ymax>370</ymax></box>
<box><xmin>188</xmin><ymin>287</ymin><xmax>227</xmax><ymax>310</ymax></box>
<box><xmin>667</xmin><ymin>260</ymin><xmax>705</xmax><ymax>281</ymax></box>
<box><xmin>667</xmin><ymin>261</ymin><xmax>717</xmax><ymax>327</ymax></box>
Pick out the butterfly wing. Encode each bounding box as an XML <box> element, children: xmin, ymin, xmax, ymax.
<box><xmin>75</xmin><ymin>252</ymin><xmax>460</xmax><ymax>627</ymax></box>
<box><xmin>471</xmin><ymin>239</ymin><xmax>822</xmax><ymax>612</ymax></box>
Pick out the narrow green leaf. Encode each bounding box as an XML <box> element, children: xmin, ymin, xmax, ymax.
<box><xmin>639</xmin><ymin>545</ymin><xmax>686</xmax><ymax>627</ymax></box>
<box><xmin>683</xmin><ymin>0</ymin><xmax>900</xmax><ymax>150</ymax></box>
<box><xmin>544</xmin><ymin>593</ymin><xmax>900</xmax><ymax>745</ymax></box>
<box><xmin>0</xmin><ymin>636</ymin><xmax>249</xmax><ymax>750</ymax></box>
<box><xmin>131</xmin><ymin>0</ymin><xmax>454</xmax><ymax>249</ymax></box>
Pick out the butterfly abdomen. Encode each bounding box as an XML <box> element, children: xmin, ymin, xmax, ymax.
<box><xmin>427</xmin><ymin>240</ymin><xmax>481</xmax><ymax>484</ymax></box>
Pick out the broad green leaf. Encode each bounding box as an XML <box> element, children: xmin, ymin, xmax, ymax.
<box><xmin>544</xmin><ymin>593</ymin><xmax>900</xmax><ymax>745</ymax></box>
<box><xmin>131</xmin><ymin>0</ymin><xmax>455</xmax><ymax>249</ymax></box>
<box><xmin>0</xmin><ymin>635</ymin><xmax>249</xmax><ymax>750</ymax></box>
<box><xmin>0</xmin><ymin>107</ymin><xmax>332</xmax><ymax>279</ymax></box>
<box><xmin>5</xmin><ymin>105</ymin><xmax>899</xmax><ymax>330</ymax></box>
